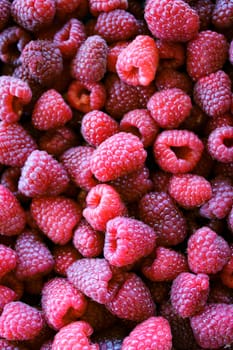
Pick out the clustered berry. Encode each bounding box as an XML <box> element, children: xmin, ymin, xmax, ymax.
<box><xmin>0</xmin><ymin>0</ymin><xmax>233</xmax><ymax>349</ymax></box>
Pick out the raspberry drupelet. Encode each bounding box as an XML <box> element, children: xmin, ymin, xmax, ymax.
<box><xmin>52</xmin><ymin>243</ymin><xmax>82</xmax><ymax>276</ymax></box>
<box><xmin>208</xmin><ymin>126</ymin><xmax>233</xmax><ymax>163</ymax></box>
<box><xmin>212</xmin><ymin>0</ymin><xmax>233</xmax><ymax>29</ymax></box>
<box><xmin>0</xmin><ymin>244</ymin><xmax>17</xmax><ymax>279</ymax></box>
<box><xmin>0</xmin><ymin>0</ymin><xmax>11</xmax><ymax>31</ymax></box>
<box><xmin>89</xmin><ymin>0</ymin><xmax>128</xmax><ymax>16</ymax></box>
<box><xmin>0</xmin><ymin>286</ymin><xmax>17</xmax><ymax>313</ymax></box>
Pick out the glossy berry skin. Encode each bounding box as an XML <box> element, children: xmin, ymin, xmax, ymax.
<box><xmin>208</xmin><ymin>126</ymin><xmax>233</xmax><ymax>163</ymax></box>
<box><xmin>0</xmin><ymin>244</ymin><xmax>17</xmax><ymax>279</ymax></box>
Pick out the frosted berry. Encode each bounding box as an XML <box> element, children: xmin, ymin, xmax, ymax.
<box><xmin>0</xmin><ymin>244</ymin><xmax>17</xmax><ymax>278</ymax></box>
<box><xmin>212</xmin><ymin>0</ymin><xmax>233</xmax><ymax>29</ymax></box>
<box><xmin>208</xmin><ymin>126</ymin><xmax>233</xmax><ymax>163</ymax></box>
<box><xmin>0</xmin><ymin>0</ymin><xmax>11</xmax><ymax>31</ymax></box>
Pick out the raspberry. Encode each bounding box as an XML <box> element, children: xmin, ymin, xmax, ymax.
<box><xmin>187</xmin><ymin>30</ymin><xmax>228</xmax><ymax>81</ymax></box>
<box><xmin>0</xmin><ymin>185</ymin><xmax>26</xmax><ymax>236</ymax></box>
<box><xmin>208</xmin><ymin>280</ymin><xmax>233</xmax><ymax>304</ymax></box>
<box><xmin>148</xmin><ymin>88</ymin><xmax>192</xmax><ymax>129</ymax></box>
<box><xmin>208</xmin><ymin>126</ymin><xmax>233</xmax><ymax>163</ymax></box>
<box><xmin>220</xmin><ymin>244</ymin><xmax>233</xmax><ymax>288</ymax></box>
<box><xmin>60</xmin><ymin>146</ymin><xmax>98</xmax><ymax>191</ymax></box>
<box><xmin>0</xmin><ymin>285</ymin><xmax>16</xmax><ymax>313</ymax></box>
<box><xmin>0</xmin><ymin>338</ymin><xmax>26</xmax><ymax>350</ymax></box>
<box><xmin>190</xmin><ymin>303</ymin><xmax>233</xmax><ymax>349</ymax></box>
<box><xmin>155</xmin><ymin>68</ymin><xmax>193</xmax><ymax>95</ymax></box>
<box><xmin>0</xmin><ymin>167</ymin><xmax>21</xmax><ymax>201</ymax></box>
<box><xmin>0</xmin><ymin>76</ymin><xmax>32</xmax><ymax>123</ymax></box>
<box><xmin>145</xmin><ymin>0</ymin><xmax>199</xmax><ymax>42</ymax></box>
<box><xmin>0</xmin><ymin>272</ymin><xmax>23</xmax><ymax>301</ymax></box>
<box><xmin>116</xmin><ymin>35</ymin><xmax>159</xmax><ymax>87</ymax></box>
<box><xmin>193</xmin><ymin>70</ymin><xmax>232</xmax><ymax>117</ymax></box>
<box><xmin>0</xmin><ymin>301</ymin><xmax>44</xmax><ymax>341</ymax></box>
<box><xmin>20</xmin><ymin>40</ymin><xmax>63</xmax><ymax>86</ymax></box>
<box><xmin>204</xmin><ymin>112</ymin><xmax>233</xmax><ymax>136</ymax></box>
<box><xmin>0</xmin><ymin>0</ymin><xmax>11</xmax><ymax>31</ymax></box>
<box><xmin>94</xmin><ymin>10</ymin><xmax>138</xmax><ymax>43</ymax></box>
<box><xmin>81</xmin><ymin>110</ymin><xmax>119</xmax><ymax>147</ymax></box>
<box><xmin>42</xmin><ymin>277</ymin><xmax>87</xmax><ymax>330</ymax></box>
<box><xmin>153</xmin><ymin>130</ymin><xmax>204</xmax><ymax>174</ymax></box>
<box><xmin>142</xmin><ymin>246</ymin><xmax>188</xmax><ymax>282</ymax></box>
<box><xmin>192</xmin><ymin>0</ymin><xmax>214</xmax><ymax>30</ymax></box>
<box><xmin>31</xmin><ymin>196</ymin><xmax>82</xmax><ymax>245</ymax></box>
<box><xmin>212</xmin><ymin>0</ymin><xmax>233</xmax><ymax>29</ymax></box>
<box><xmin>151</xmin><ymin>170</ymin><xmax>171</xmax><ymax>193</ymax></box>
<box><xmin>107</xmin><ymin>41</ymin><xmax>129</xmax><ymax>73</ymax></box>
<box><xmin>55</xmin><ymin>0</ymin><xmax>82</xmax><ymax>19</ymax></box>
<box><xmin>106</xmin><ymin>273</ymin><xmax>155</xmax><ymax>322</ymax></box>
<box><xmin>71</xmin><ymin>35</ymin><xmax>108</xmax><ymax>83</ymax></box>
<box><xmin>139</xmin><ymin>191</ymin><xmax>187</xmax><ymax>246</ymax></box>
<box><xmin>51</xmin><ymin>321</ymin><xmax>99</xmax><ymax>350</ymax></box>
<box><xmin>83</xmin><ymin>184</ymin><xmax>127</xmax><ymax>232</ymax></box>
<box><xmin>228</xmin><ymin>206</ymin><xmax>233</xmax><ymax>233</ymax></box>
<box><xmin>90</xmin><ymin>132</ymin><xmax>147</xmax><ymax>182</ymax></box>
<box><xmin>52</xmin><ymin>243</ymin><xmax>82</xmax><ymax>276</ymax></box>
<box><xmin>187</xmin><ymin>226</ymin><xmax>231</xmax><ymax>274</ymax></box>
<box><xmin>230</xmin><ymin>40</ymin><xmax>233</xmax><ymax>64</ymax></box>
<box><xmin>0</xmin><ymin>244</ymin><xmax>17</xmax><ymax>279</ymax></box>
<box><xmin>89</xmin><ymin>0</ymin><xmax>128</xmax><ymax>16</ymax></box>
<box><xmin>104</xmin><ymin>216</ymin><xmax>156</xmax><ymax>267</ymax></box>
<box><xmin>156</xmin><ymin>40</ymin><xmax>186</xmax><ymax>69</ymax></box>
<box><xmin>168</xmin><ymin>174</ymin><xmax>212</xmax><ymax>208</ymax></box>
<box><xmin>15</xmin><ymin>230</ymin><xmax>54</xmax><ymax>281</ymax></box>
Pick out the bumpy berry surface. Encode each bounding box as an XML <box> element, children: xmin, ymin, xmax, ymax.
<box><xmin>156</xmin><ymin>40</ymin><xmax>186</xmax><ymax>69</ymax></box>
<box><xmin>0</xmin><ymin>244</ymin><xmax>17</xmax><ymax>279</ymax></box>
<box><xmin>0</xmin><ymin>285</ymin><xmax>16</xmax><ymax>312</ymax></box>
<box><xmin>208</xmin><ymin>126</ymin><xmax>233</xmax><ymax>163</ymax></box>
<box><xmin>155</xmin><ymin>68</ymin><xmax>193</xmax><ymax>95</ymax></box>
<box><xmin>89</xmin><ymin>0</ymin><xmax>128</xmax><ymax>15</ymax></box>
<box><xmin>107</xmin><ymin>41</ymin><xmax>129</xmax><ymax>73</ymax></box>
<box><xmin>0</xmin><ymin>0</ymin><xmax>11</xmax><ymax>31</ymax></box>
<box><xmin>53</xmin><ymin>243</ymin><xmax>82</xmax><ymax>276</ymax></box>
<box><xmin>212</xmin><ymin>0</ymin><xmax>233</xmax><ymax>28</ymax></box>
<box><xmin>192</xmin><ymin>0</ymin><xmax>214</xmax><ymax>30</ymax></box>
<box><xmin>220</xmin><ymin>244</ymin><xmax>233</xmax><ymax>288</ymax></box>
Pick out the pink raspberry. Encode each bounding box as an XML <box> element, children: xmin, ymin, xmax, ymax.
<box><xmin>142</xmin><ymin>246</ymin><xmax>188</xmax><ymax>282</ymax></box>
<box><xmin>15</xmin><ymin>230</ymin><xmax>54</xmax><ymax>281</ymax></box>
<box><xmin>155</xmin><ymin>68</ymin><xmax>193</xmax><ymax>95</ymax></box>
<box><xmin>0</xmin><ymin>244</ymin><xmax>17</xmax><ymax>279</ymax></box>
<box><xmin>0</xmin><ymin>0</ymin><xmax>11</xmax><ymax>31</ymax></box>
<box><xmin>220</xmin><ymin>244</ymin><xmax>233</xmax><ymax>288</ymax></box>
<box><xmin>107</xmin><ymin>41</ymin><xmax>129</xmax><ymax>73</ymax></box>
<box><xmin>190</xmin><ymin>303</ymin><xmax>233</xmax><ymax>349</ymax></box>
<box><xmin>52</xmin><ymin>243</ymin><xmax>82</xmax><ymax>276</ymax></box>
<box><xmin>51</xmin><ymin>321</ymin><xmax>99</xmax><ymax>350</ymax></box>
<box><xmin>193</xmin><ymin>70</ymin><xmax>232</xmax><ymax>117</ymax></box>
<box><xmin>153</xmin><ymin>130</ymin><xmax>204</xmax><ymax>174</ymax></box>
<box><xmin>90</xmin><ymin>132</ymin><xmax>147</xmax><ymax>182</ymax></box>
<box><xmin>187</xmin><ymin>30</ymin><xmax>228</xmax><ymax>81</ymax></box>
<box><xmin>83</xmin><ymin>184</ymin><xmax>127</xmax><ymax>232</ymax></box>
<box><xmin>139</xmin><ymin>191</ymin><xmax>187</xmax><ymax>246</ymax></box>
<box><xmin>212</xmin><ymin>0</ymin><xmax>233</xmax><ymax>28</ymax></box>
<box><xmin>208</xmin><ymin>126</ymin><xmax>233</xmax><ymax>163</ymax></box>
<box><xmin>104</xmin><ymin>216</ymin><xmax>156</xmax><ymax>267</ymax></box>
<box><xmin>156</xmin><ymin>40</ymin><xmax>186</xmax><ymax>69</ymax></box>
<box><xmin>187</xmin><ymin>226</ymin><xmax>231</xmax><ymax>274</ymax></box>
<box><xmin>89</xmin><ymin>0</ymin><xmax>127</xmax><ymax>16</ymax></box>
<box><xmin>168</xmin><ymin>174</ymin><xmax>212</xmax><ymax>208</ymax></box>
<box><xmin>147</xmin><ymin>88</ymin><xmax>192</xmax><ymax>129</ymax></box>
<box><xmin>171</xmin><ymin>272</ymin><xmax>209</xmax><ymax>318</ymax></box>
<box><xmin>42</xmin><ymin>277</ymin><xmax>87</xmax><ymax>330</ymax></box>
<box><xmin>71</xmin><ymin>35</ymin><xmax>108</xmax><ymax>83</ymax></box>
<box><xmin>116</xmin><ymin>35</ymin><xmax>159</xmax><ymax>86</ymax></box>
<box><xmin>18</xmin><ymin>150</ymin><xmax>69</xmax><ymax>197</ymax></box>
<box><xmin>0</xmin><ymin>76</ymin><xmax>32</xmax><ymax>123</ymax></box>
<box><xmin>0</xmin><ymin>301</ymin><xmax>44</xmax><ymax>341</ymax></box>
<box><xmin>145</xmin><ymin>0</ymin><xmax>199</xmax><ymax>42</ymax></box>
<box><xmin>81</xmin><ymin>110</ymin><xmax>119</xmax><ymax>147</ymax></box>
<box><xmin>192</xmin><ymin>0</ymin><xmax>214</xmax><ymax>30</ymax></box>
<box><xmin>121</xmin><ymin>316</ymin><xmax>172</xmax><ymax>350</ymax></box>
<box><xmin>30</xmin><ymin>196</ymin><xmax>82</xmax><ymax>245</ymax></box>
<box><xmin>94</xmin><ymin>9</ymin><xmax>138</xmax><ymax>43</ymax></box>
<box><xmin>0</xmin><ymin>185</ymin><xmax>26</xmax><ymax>236</ymax></box>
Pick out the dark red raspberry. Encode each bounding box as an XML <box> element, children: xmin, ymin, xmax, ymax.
<box><xmin>93</xmin><ymin>326</ymin><xmax>125</xmax><ymax>350</ymax></box>
<box><xmin>190</xmin><ymin>303</ymin><xmax>233</xmax><ymax>349</ymax></box>
<box><xmin>90</xmin><ymin>132</ymin><xmax>147</xmax><ymax>182</ymax></box>
<box><xmin>208</xmin><ymin>279</ymin><xmax>233</xmax><ymax>304</ymax></box>
<box><xmin>145</xmin><ymin>0</ymin><xmax>199</xmax><ymax>42</ymax></box>
<box><xmin>214</xmin><ymin>161</ymin><xmax>233</xmax><ymax>178</ymax></box>
<box><xmin>151</xmin><ymin>170</ymin><xmax>171</xmax><ymax>193</ymax></box>
<box><xmin>220</xmin><ymin>244</ymin><xmax>233</xmax><ymax>288</ymax></box>
<box><xmin>139</xmin><ymin>191</ymin><xmax>187</xmax><ymax>246</ymax></box>
<box><xmin>52</xmin><ymin>243</ymin><xmax>82</xmax><ymax>276</ymax></box>
<box><xmin>204</xmin><ymin>112</ymin><xmax>233</xmax><ymax>136</ymax></box>
<box><xmin>0</xmin><ymin>272</ymin><xmax>24</xmax><ymax>301</ymax></box>
<box><xmin>208</xmin><ymin>126</ymin><xmax>233</xmax><ymax>163</ymax></box>
<box><xmin>0</xmin><ymin>244</ymin><xmax>17</xmax><ymax>279</ymax></box>
<box><xmin>20</xmin><ymin>40</ymin><xmax>63</xmax><ymax>86</ymax></box>
<box><xmin>31</xmin><ymin>196</ymin><xmax>82</xmax><ymax>245</ymax></box>
<box><xmin>187</xmin><ymin>30</ymin><xmax>228</xmax><ymax>81</ymax></box>
<box><xmin>94</xmin><ymin>10</ymin><xmax>138</xmax><ymax>43</ymax></box>
<box><xmin>107</xmin><ymin>41</ymin><xmax>129</xmax><ymax>73</ymax></box>
<box><xmin>40</xmin><ymin>340</ymin><xmax>53</xmax><ymax>350</ymax></box>
<box><xmin>0</xmin><ymin>0</ymin><xmax>11</xmax><ymax>31</ymax></box>
<box><xmin>193</xmin><ymin>70</ymin><xmax>232</xmax><ymax>117</ymax></box>
<box><xmin>142</xmin><ymin>246</ymin><xmax>188</xmax><ymax>282</ymax></box>
<box><xmin>228</xmin><ymin>206</ymin><xmax>233</xmax><ymax>234</ymax></box>
<box><xmin>212</xmin><ymin>0</ymin><xmax>233</xmax><ymax>29</ymax></box>
<box><xmin>24</xmin><ymin>277</ymin><xmax>44</xmax><ymax>295</ymax></box>
<box><xmin>187</xmin><ymin>226</ymin><xmax>231</xmax><ymax>274</ymax></box>
<box><xmin>156</xmin><ymin>40</ymin><xmax>186</xmax><ymax>69</ymax></box>
<box><xmin>0</xmin><ymin>282</ymin><xmax>15</xmax><ymax>309</ymax></box>
<box><xmin>230</xmin><ymin>40</ymin><xmax>233</xmax><ymax>64</ymax></box>
<box><xmin>116</xmin><ymin>35</ymin><xmax>159</xmax><ymax>86</ymax></box>
<box><xmin>192</xmin><ymin>0</ymin><xmax>214</xmax><ymax>30</ymax></box>
<box><xmin>153</xmin><ymin>130</ymin><xmax>204</xmax><ymax>174</ymax></box>
<box><xmin>89</xmin><ymin>0</ymin><xmax>127</xmax><ymax>16</ymax></box>
<box><xmin>0</xmin><ymin>167</ymin><xmax>21</xmax><ymax>200</ymax></box>
<box><xmin>55</xmin><ymin>0</ymin><xmax>82</xmax><ymax>19</ymax></box>
<box><xmin>147</xmin><ymin>281</ymin><xmax>170</xmax><ymax>305</ymax></box>
<box><xmin>155</xmin><ymin>68</ymin><xmax>193</xmax><ymax>95</ymax></box>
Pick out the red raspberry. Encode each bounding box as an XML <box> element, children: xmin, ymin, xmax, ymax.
<box><xmin>151</xmin><ymin>170</ymin><xmax>171</xmax><ymax>193</ymax></box>
<box><xmin>89</xmin><ymin>0</ymin><xmax>127</xmax><ymax>16</ymax></box>
<box><xmin>55</xmin><ymin>0</ymin><xmax>82</xmax><ymax>19</ymax></box>
<box><xmin>0</xmin><ymin>339</ymin><xmax>27</xmax><ymax>350</ymax></box>
<box><xmin>0</xmin><ymin>76</ymin><xmax>32</xmax><ymax>123</ymax></box>
<box><xmin>53</xmin><ymin>243</ymin><xmax>82</xmax><ymax>276</ymax></box>
<box><xmin>0</xmin><ymin>272</ymin><xmax>24</xmax><ymax>301</ymax></box>
<box><xmin>94</xmin><ymin>10</ymin><xmax>138</xmax><ymax>43</ymax></box>
<box><xmin>0</xmin><ymin>301</ymin><xmax>44</xmax><ymax>341</ymax></box>
<box><xmin>171</xmin><ymin>272</ymin><xmax>209</xmax><ymax>318</ymax></box>
<box><xmin>208</xmin><ymin>126</ymin><xmax>233</xmax><ymax>163</ymax></box>
<box><xmin>42</xmin><ymin>277</ymin><xmax>87</xmax><ymax>330</ymax></box>
<box><xmin>0</xmin><ymin>244</ymin><xmax>17</xmax><ymax>279</ymax></box>
<box><xmin>51</xmin><ymin>321</ymin><xmax>99</xmax><ymax>350</ymax></box>
<box><xmin>208</xmin><ymin>280</ymin><xmax>233</xmax><ymax>304</ymax></box>
<box><xmin>71</xmin><ymin>35</ymin><xmax>108</xmax><ymax>83</ymax></box>
<box><xmin>214</xmin><ymin>161</ymin><xmax>233</xmax><ymax>178</ymax></box>
<box><xmin>147</xmin><ymin>281</ymin><xmax>170</xmax><ymax>305</ymax></box>
<box><xmin>192</xmin><ymin>0</ymin><xmax>214</xmax><ymax>30</ymax></box>
<box><xmin>220</xmin><ymin>244</ymin><xmax>233</xmax><ymax>288</ymax></box>
<box><xmin>121</xmin><ymin>316</ymin><xmax>172</xmax><ymax>350</ymax></box>
<box><xmin>168</xmin><ymin>174</ymin><xmax>212</xmax><ymax>208</ymax></box>
<box><xmin>228</xmin><ymin>206</ymin><xmax>233</xmax><ymax>233</ymax></box>
<box><xmin>187</xmin><ymin>30</ymin><xmax>228</xmax><ymax>81</ymax></box>
<box><xmin>20</xmin><ymin>40</ymin><xmax>63</xmax><ymax>86</ymax></box>
<box><xmin>116</xmin><ymin>35</ymin><xmax>159</xmax><ymax>87</ymax></box>
<box><xmin>187</xmin><ymin>226</ymin><xmax>230</xmax><ymax>274</ymax></box>
<box><xmin>104</xmin><ymin>216</ymin><xmax>156</xmax><ymax>267</ymax></box>
<box><xmin>156</xmin><ymin>40</ymin><xmax>186</xmax><ymax>69</ymax></box>
<box><xmin>107</xmin><ymin>41</ymin><xmax>129</xmax><ymax>73</ymax></box>
<box><xmin>147</xmin><ymin>88</ymin><xmax>192</xmax><ymax>129</ymax></box>
<box><xmin>90</xmin><ymin>132</ymin><xmax>147</xmax><ymax>182</ymax></box>
<box><xmin>145</xmin><ymin>0</ymin><xmax>199</xmax><ymax>42</ymax></box>
<box><xmin>0</xmin><ymin>185</ymin><xmax>26</xmax><ymax>236</ymax></box>
<box><xmin>0</xmin><ymin>285</ymin><xmax>16</xmax><ymax>313</ymax></box>
<box><xmin>0</xmin><ymin>0</ymin><xmax>11</xmax><ymax>31</ymax></box>
<box><xmin>106</xmin><ymin>272</ymin><xmax>155</xmax><ymax>322</ymax></box>
<box><xmin>142</xmin><ymin>246</ymin><xmax>188</xmax><ymax>282</ymax></box>
<box><xmin>83</xmin><ymin>184</ymin><xmax>127</xmax><ymax>232</ymax></box>
<box><xmin>66</xmin><ymin>80</ymin><xmax>106</xmax><ymax>113</ymax></box>
<box><xmin>81</xmin><ymin>110</ymin><xmax>119</xmax><ymax>147</ymax></box>
<box><xmin>60</xmin><ymin>146</ymin><xmax>98</xmax><ymax>191</ymax></box>
<box><xmin>155</xmin><ymin>68</ymin><xmax>193</xmax><ymax>95</ymax></box>
<box><xmin>193</xmin><ymin>70</ymin><xmax>232</xmax><ymax>117</ymax></box>
<box><xmin>153</xmin><ymin>130</ymin><xmax>204</xmax><ymax>174</ymax></box>
<box><xmin>212</xmin><ymin>0</ymin><xmax>233</xmax><ymax>29</ymax></box>
<box><xmin>139</xmin><ymin>191</ymin><xmax>187</xmax><ymax>246</ymax></box>
<box><xmin>15</xmin><ymin>230</ymin><xmax>54</xmax><ymax>281</ymax></box>
<box><xmin>190</xmin><ymin>303</ymin><xmax>233</xmax><ymax>349</ymax></box>
<box><xmin>204</xmin><ymin>112</ymin><xmax>233</xmax><ymax>136</ymax></box>
<box><xmin>31</xmin><ymin>196</ymin><xmax>82</xmax><ymax>245</ymax></box>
